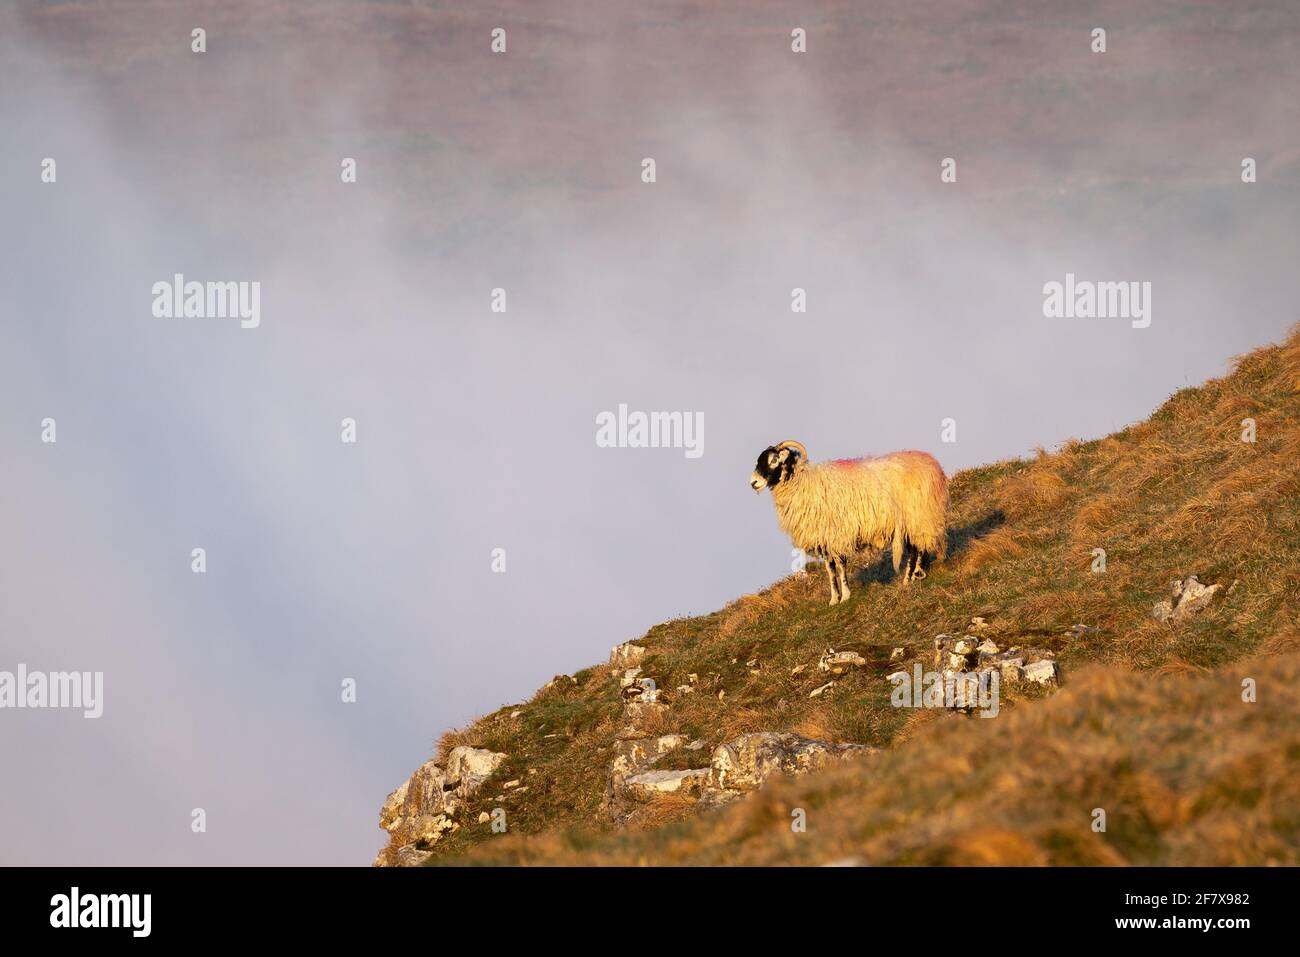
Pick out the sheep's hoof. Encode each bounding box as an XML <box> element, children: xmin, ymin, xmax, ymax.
<box><xmin>912</xmin><ymin>567</ymin><xmax>927</xmax><ymax>581</ymax></box>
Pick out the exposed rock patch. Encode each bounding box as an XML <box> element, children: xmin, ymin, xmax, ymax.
<box><xmin>1153</xmin><ymin>575</ymin><xmax>1222</xmax><ymax>622</ymax></box>
<box><xmin>374</xmin><ymin>746</ymin><xmax>506</xmax><ymax>867</ymax></box>
<box><xmin>609</xmin><ymin>641</ymin><xmax>647</xmax><ymax>671</ymax></box>
<box><xmin>707</xmin><ymin>732</ymin><xmax>874</xmax><ymax>792</ymax></box>
<box><xmin>605</xmin><ymin>728</ymin><xmax>873</xmax><ymax>822</ymax></box>
<box><xmin>929</xmin><ymin>633</ymin><xmax>1060</xmax><ymax>710</ymax></box>
<box><xmin>623</xmin><ymin>768</ymin><xmax>711</xmax><ymax>800</ymax></box>
<box><xmin>819</xmin><ymin>648</ymin><xmax>867</xmax><ymax>674</ymax></box>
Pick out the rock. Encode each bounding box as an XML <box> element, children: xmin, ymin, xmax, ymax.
<box><xmin>503</xmin><ymin>779</ymin><xmax>521</xmax><ymax>789</ymax></box>
<box><xmin>886</xmin><ymin>670</ymin><xmax>908</xmax><ymax>684</ymax></box>
<box><xmin>609</xmin><ymin>730</ymin><xmax>877</xmax><ymax>819</ymax></box>
<box><xmin>819</xmin><ymin>648</ymin><xmax>868</xmax><ymax>673</ymax></box>
<box><xmin>981</xmin><ymin>650</ymin><xmax>1025</xmax><ymax>683</ymax></box>
<box><xmin>606</xmin><ymin>735</ymin><xmax>696</xmax><ymax>816</ymax></box>
<box><xmin>696</xmin><ymin>787</ymin><xmax>744</xmax><ymax>811</ymax></box>
<box><xmin>809</xmin><ymin>681</ymin><xmax>836</xmax><ymax>698</ymax></box>
<box><xmin>509</xmin><ymin>710</ymin><xmax>522</xmax><ymax>719</ymax></box>
<box><xmin>376</xmin><ymin>844</ymin><xmax>433</xmax><ymax>868</ymax></box>
<box><xmin>622</xmin><ymin>700</ymin><xmax>669</xmax><ymax>728</ymax></box>
<box><xmin>791</xmin><ymin>664</ymin><xmax>808</xmax><ymax>676</ymax></box>
<box><xmin>378</xmin><ymin>760</ymin><xmax>449</xmax><ymax>838</ymax></box>
<box><xmin>413</xmin><ymin>814</ymin><xmax>457</xmax><ymax>844</ymax></box>
<box><xmin>890</xmin><ymin>647</ymin><xmax>906</xmax><ymax>661</ymax></box>
<box><xmin>477</xmin><ymin>811</ymin><xmax>491</xmax><ymax>824</ymax></box>
<box><xmin>444</xmin><ymin>746</ymin><xmax>507</xmax><ymax>792</ymax></box>
<box><xmin>708</xmin><ymin>732</ymin><xmax>874</xmax><ymax>792</ymax></box>
<box><xmin>610</xmin><ymin>735</ymin><xmax>688</xmax><ymax>785</ymax></box>
<box><xmin>933</xmin><ymin>635</ymin><xmax>954</xmax><ymax>667</ymax></box>
<box><xmin>610</xmin><ymin>642</ymin><xmax>647</xmax><ymax>669</ymax></box>
<box><xmin>969</xmin><ymin>616</ymin><xmax>989</xmax><ymax>632</ymax></box>
<box><xmin>618</xmin><ymin>667</ymin><xmax>643</xmax><ymax>688</ymax></box>
<box><xmin>542</xmin><ymin>674</ymin><xmax>578</xmax><ymax>692</ymax></box>
<box><xmin>1023</xmin><ymin>659</ymin><xmax>1059</xmax><ymax>686</ymax></box>
<box><xmin>622</xmin><ymin>768</ymin><xmax>710</xmax><ymax>801</ymax></box>
<box><xmin>376</xmin><ymin>746</ymin><xmax>507</xmax><ymax>864</ymax></box>
<box><xmin>1153</xmin><ymin>575</ymin><xmax>1222</xmax><ymax>622</ymax></box>
<box><xmin>940</xmin><ymin>670</ymin><xmax>976</xmax><ymax>712</ymax></box>
<box><xmin>953</xmin><ymin>637</ymin><xmax>979</xmax><ymax>657</ymax></box>
<box><xmin>976</xmin><ymin>639</ymin><xmax>1000</xmax><ymax>662</ymax></box>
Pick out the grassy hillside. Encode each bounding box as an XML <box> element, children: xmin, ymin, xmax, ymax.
<box><xmin>385</xmin><ymin>326</ymin><xmax>1300</xmax><ymax>865</ymax></box>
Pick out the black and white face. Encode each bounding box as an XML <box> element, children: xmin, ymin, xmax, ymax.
<box><xmin>750</xmin><ymin>445</ymin><xmax>802</xmax><ymax>492</ymax></box>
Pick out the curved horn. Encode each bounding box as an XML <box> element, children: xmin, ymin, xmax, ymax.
<box><xmin>775</xmin><ymin>440</ymin><xmax>808</xmax><ymax>460</ymax></box>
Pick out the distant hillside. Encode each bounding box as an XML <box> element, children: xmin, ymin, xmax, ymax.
<box><xmin>376</xmin><ymin>326</ymin><xmax>1300</xmax><ymax>866</ymax></box>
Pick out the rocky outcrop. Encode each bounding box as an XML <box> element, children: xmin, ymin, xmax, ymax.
<box><xmin>707</xmin><ymin>732</ymin><xmax>873</xmax><ymax>792</ymax></box>
<box><xmin>609</xmin><ymin>641</ymin><xmax>647</xmax><ymax>671</ymax></box>
<box><xmin>605</xmin><ymin>728</ymin><xmax>873</xmax><ymax>821</ymax></box>
<box><xmin>604</xmin><ymin>731</ymin><xmax>699</xmax><ymax>821</ymax></box>
<box><xmin>1153</xmin><ymin>575</ymin><xmax>1221</xmax><ymax>622</ymax></box>
<box><xmin>374</xmin><ymin>746</ymin><xmax>506</xmax><ymax>867</ymax></box>
<box><xmin>622</xmin><ymin>768</ymin><xmax>711</xmax><ymax>801</ymax></box>
<box><xmin>933</xmin><ymin>634</ymin><xmax>1059</xmax><ymax>691</ymax></box>
<box><xmin>610</xmin><ymin>734</ymin><xmax>689</xmax><ymax>791</ymax></box>
<box><xmin>900</xmin><ymin>633</ymin><xmax>1063</xmax><ymax>714</ymax></box>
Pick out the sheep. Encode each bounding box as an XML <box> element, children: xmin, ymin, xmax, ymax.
<box><xmin>750</xmin><ymin>440</ymin><xmax>948</xmax><ymax>605</ymax></box>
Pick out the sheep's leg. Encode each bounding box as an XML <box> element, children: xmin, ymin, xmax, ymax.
<box><xmin>891</xmin><ymin>532</ymin><xmax>905</xmax><ymax>576</ymax></box>
<box><xmin>901</xmin><ymin>542</ymin><xmax>919</xmax><ymax>584</ymax></box>
<box><xmin>836</xmin><ymin>556</ymin><xmax>851</xmax><ymax>604</ymax></box>
<box><xmin>824</xmin><ymin>556</ymin><xmax>840</xmax><ymax>605</ymax></box>
<box><xmin>911</xmin><ymin>549</ymin><xmax>928</xmax><ymax>581</ymax></box>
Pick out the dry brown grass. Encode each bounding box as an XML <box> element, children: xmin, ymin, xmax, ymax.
<box><xmin>452</xmin><ymin>651</ymin><xmax>1300</xmax><ymax>866</ymax></box>
<box><xmin>954</xmin><ymin>526</ymin><xmax>1029</xmax><ymax>574</ymax></box>
<box><xmin>1258</xmin><ymin>622</ymin><xmax>1300</xmax><ymax>657</ymax></box>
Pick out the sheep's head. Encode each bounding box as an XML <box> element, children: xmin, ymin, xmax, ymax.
<box><xmin>750</xmin><ymin>440</ymin><xmax>807</xmax><ymax>492</ymax></box>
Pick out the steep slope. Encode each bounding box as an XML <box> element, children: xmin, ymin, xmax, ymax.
<box><xmin>376</xmin><ymin>326</ymin><xmax>1300</xmax><ymax>866</ymax></box>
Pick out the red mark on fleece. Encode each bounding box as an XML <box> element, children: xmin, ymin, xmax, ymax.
<box><xmin>825</xmin><ymin>451</ymin><xmax>943</xmax><ymax>470</ymax></box>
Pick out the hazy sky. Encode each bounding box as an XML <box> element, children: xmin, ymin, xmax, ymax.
<box><xmin>2</xmin><ymin>1</ymin><xmax>1297</xmax><ymax>865</ymax></box>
